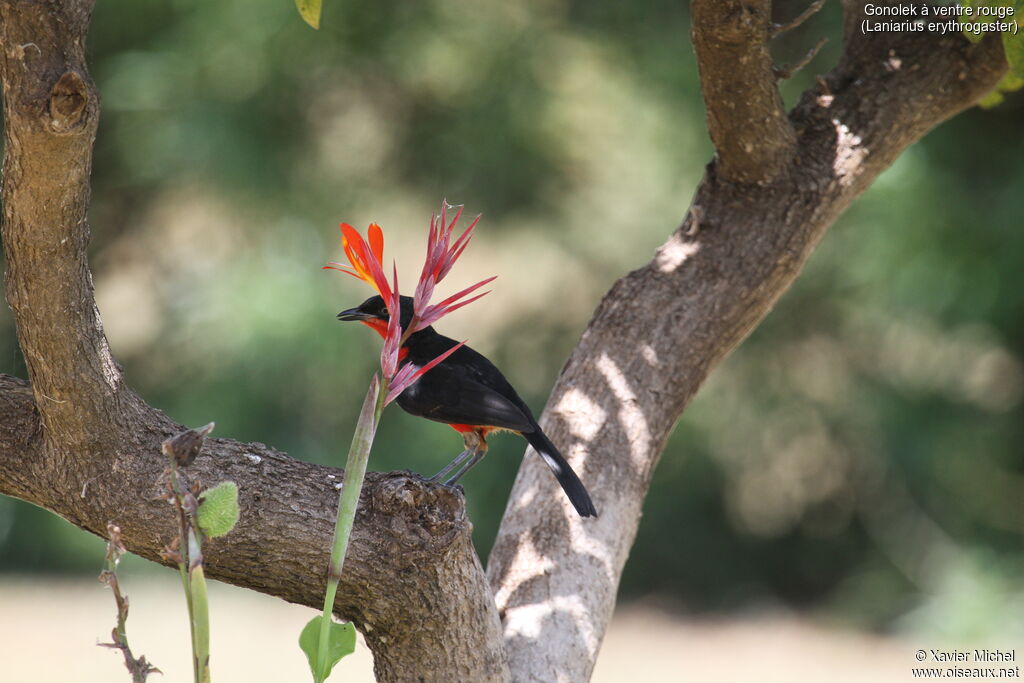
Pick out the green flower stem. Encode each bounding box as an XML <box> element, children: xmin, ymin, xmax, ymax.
<box><xmin>166</xmin><ymin>457</ymin><xmax>210</xmax><ymax>683</ymax></box>
<box><xmin>188</xmin><ymin>528</ymin><xmax>211</xmax><ymax>683</ymax></box>
<box><xmin>315</xmin><ymin>374</ymin><xmax>385</xmax><ymax>683</ymax></box>
<box><xmin>177</xmin><ymin>563</ymin><xmax>197</xmax><ymax>681</ymax></box>
<box><xmin>166</xmin><ymin>465</ymin><xmax>199</xmax><ymax>680</ymax></box>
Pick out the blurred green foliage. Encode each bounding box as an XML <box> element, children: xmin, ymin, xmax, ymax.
<box><xmin>1</xmin><ymin>0</ymin><xmax>1021</xmax><ymax>641</ymax></box>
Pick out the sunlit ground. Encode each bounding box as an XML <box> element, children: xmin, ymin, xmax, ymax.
<box><xmin>1</xmin><ymin>574</ymin><xmax>968</xmax><ymax>682</ymax></box>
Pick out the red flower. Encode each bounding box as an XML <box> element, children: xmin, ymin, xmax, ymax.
<box><xmin>326</xmin><ymin>204</ymin><xmax>492</xmax><ymax>405</ymax></box>
<box><xmin>410</xmin><ymin>202</ymin><xmax>495</xmax><ymax>333</ymax></box>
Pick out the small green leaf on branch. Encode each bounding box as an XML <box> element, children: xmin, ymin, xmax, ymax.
<box><xmin>1004</xmin><ymin>29</ymin><xmax>1024</xmax><ymax>77</ymax></box>
<box><xmin>978</xmin><ymin>72</ymin><xmax>1024</xmax><ymax>108</ymax></box>
<box><xmin>197</xmin><ymin>481</ymin><xmax>240</xmax><ymax>538</ymax></box>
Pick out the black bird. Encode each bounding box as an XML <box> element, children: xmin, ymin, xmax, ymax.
<box><xmin>337</xmin><ymin>295</ymin><xmax>597</xmax><ymax>517</ymax></box>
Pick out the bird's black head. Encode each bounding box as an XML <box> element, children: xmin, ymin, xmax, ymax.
<box><xmin>337</xmin><ymin>294</ymin><xmax>416</xmax><ymax>332</ymax></box>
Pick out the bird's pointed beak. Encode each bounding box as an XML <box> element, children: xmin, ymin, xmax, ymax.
<box><xmin>337</xmin><ymin>307</ymin><xmax>373</xmax><ymax>322</ymax></box>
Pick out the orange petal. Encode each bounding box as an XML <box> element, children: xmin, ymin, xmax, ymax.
<box><xmin>336</xmin><ymin>222</ymin><xmax>393</xmax><ymax>300</ymax></box>
<box><xmin>340</xmin><ymin>223</ymin><xmax>372</xmax><ymax>282</ymax></box>
<box><xmin>368</xmin><ymin>223</ymin><xmax>385</xmax><ymax>264</ymax></box>
<box><xmin>339</xmin><ymin>223</ymin><xmax>361</xmax><ymax>246</ymax></box>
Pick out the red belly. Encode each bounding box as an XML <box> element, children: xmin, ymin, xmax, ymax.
<box><xmin>449</xmin><ymin>423</ymin><xmax>494</xmax><ymax>437</ymax></box>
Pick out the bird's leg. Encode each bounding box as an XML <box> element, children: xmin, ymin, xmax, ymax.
<box><xmin>444</xmin><ymin>430</ymin><xmax>489</xmax><ymax>486</ymax></box>
<box><xmin>443</xmin><ymin>446</ymin><xmax>487</xmax><ymax>485</ymax></box>
<box><xmin>428</xmin><ymin>447</ymin><xmax>474</xmax><ymax>482</ymax></box>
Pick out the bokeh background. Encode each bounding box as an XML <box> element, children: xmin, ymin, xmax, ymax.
<box><xmin>1</xmin><ymin>0</ymin><xmax>1022</xmax><ymax>680</ymax></box>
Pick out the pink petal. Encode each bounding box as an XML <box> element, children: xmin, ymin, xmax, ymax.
<box><xmin>380</xmin><ymin>266</ymin><xmax>403</xmax><ymax>377</ymax></box>
<box><xmin>366</xmin><ymin>255</ymin><xmax>393</xmax><ymax>302</ymax></box>
<box><xmin>323</xmin><ymin>263</ymin><xmax>357</xmax><ymax>274</ymax></box>
<box><xmin>415</xmin><ymin>290</ymin><xmax>491</xmax><ymax>331</ymax></box>
<box><xmin>412</xmin><ymin>277</ymin><xmax>496</xmax><ymax>331</ymax></box>
<box><xmin>433</xmin><ymin>276</ymin><xmax>497</xmax><ymax>310</ymax></box>
<box><xmin>412</xmin><ymin>276</ymin><xmax>435</xmax><ymax>321</ymax></box>
<box><xmin>443</xmin><ymin>204</ymin><xmax>464</xmax><ymax>241</ymax></box>
<box><xmin>437</xmin><ymin>215</ymin><xmax>480</xmax><ymax>282</ymax></box>
<box><xmin>419</xmin><ymin>214</ymin><xmax>441</xmax><ymax>282</ymax></box>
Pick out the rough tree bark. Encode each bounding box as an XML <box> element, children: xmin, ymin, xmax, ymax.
<box><xmin>486</xmin><ymin>1</ymin><xmax>1006</xmax><ymax>680</ymax></box>
<box><xmin>0</xmin><ymin>0</ymin><xmax>1008</xmax><ymax>681</ymax></box>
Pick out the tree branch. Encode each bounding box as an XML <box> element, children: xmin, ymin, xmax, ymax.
<box><xmin>691</xmin><ymin>0</ymin><xmax>797</xmax><ymax>184</ymax></box>
<box><xmin>0</xmin><ymin>0</ymin><xmax>143</xmax><ymax>452</ymax></box>
<box><xmin>0</xmin><ymin>373</ymin><xmax>509</xmax><ymax>680</ymax></box>
<box><xmin>773</xmin><ymin>36</ymin><xmax>828</xmax><ymax>80</ymax></box>
<box><xmin>487</xmin><ymin>19</ymin><xmax>1007</xmax><ymax>683</ymax></box>
<box><xmin>771</xmin><ymin>0</ymin><xmax>826</xmax><ymax>38</ymax></box>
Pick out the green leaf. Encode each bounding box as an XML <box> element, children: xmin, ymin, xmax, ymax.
<box><xmin>978</xmin><ymin>72</ymin><xmax>1024</xmax><ymax>108</ymax></box>
<box><xmin>299</xmin><ymin>617</ymin><xmax>356</xmax><ymax>682</ymax></box>
<box><xmin>961</xmin><ymin>0</ymin><xmax>1020</xmax><ymax>42</ymax></box>
<box><xmin>294</xmin><ymin>0</ymin><xmax>322</xmax><ymax>30</ymax></box>
<box><xmin>1000</xmin><ymin>72</ymin><xmax>1024</xmax><ymax>90</ymax></box>
<box><xmin>1004</xmin><ymin>27</ymin><xmax>1024</xmax><ymax>77</ymax></box>
<box><xmin>197</xmin><ymin>481</ymin><xmax>240</xmax><ymax>538</ymax></box>
<box><xmin>978</xmin><ymin>89</ymin><xmax>1006</xmax><ymax>108</ymax></box>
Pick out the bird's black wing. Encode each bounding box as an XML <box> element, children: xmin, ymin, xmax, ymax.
<box><xmin>396</xmin><ymin>360</ymin><xmax>534</xmax><ymax>433</ymax></box>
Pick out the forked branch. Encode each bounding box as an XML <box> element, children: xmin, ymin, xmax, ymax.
<box><xmin>691</xmin><ymin>0</ymin><xmax>797</xmax><ymax>184</ymax></box>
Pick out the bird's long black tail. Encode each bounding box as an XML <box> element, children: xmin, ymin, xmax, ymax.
<box><xmin>523</xmin><ymin>427</ymin><xmax>598</xmax><ymax>518</ymax></box>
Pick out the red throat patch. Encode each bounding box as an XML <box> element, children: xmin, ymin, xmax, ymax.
<box><xmin>359</xmin><ymin>318</ymin><xmax>389</xmax><ymax>338</ymax></box>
